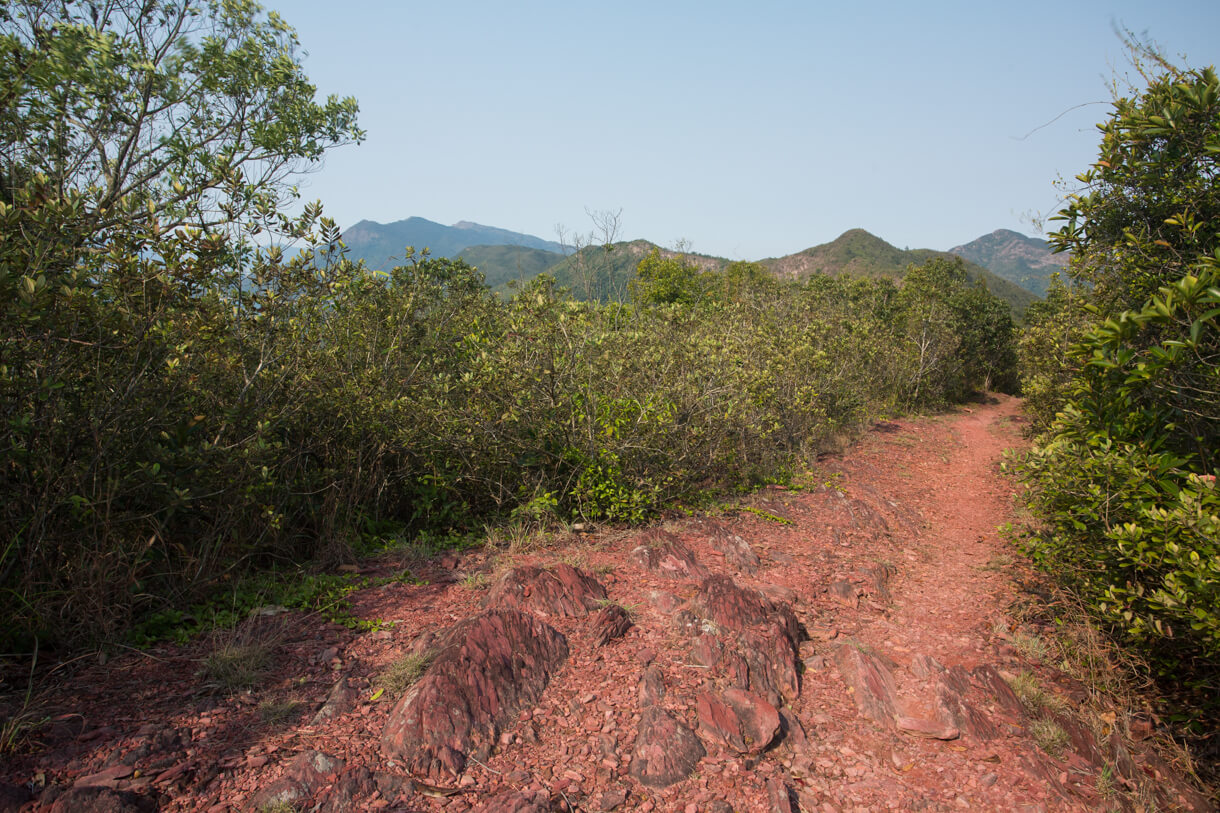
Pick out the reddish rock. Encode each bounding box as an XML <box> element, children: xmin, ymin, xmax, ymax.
<box><xmin>630</xmin><ymin>530</ymin><xmax>708</xmax><ymax>580</ymax></box>
<box><xmin>486</xmin><ymin>563</ymin><xmax>606</xmax><ymax>617</ymax></box>
<box><xmin>476</xmin><ymin>789</ymin><xmax>551</xmax><ymax>812</ymax></box>
<box><xmin>739</xmin><ymin>622</ymin><xmax>801</xmax><ymax>704</ymax></box>
<box><xmin>896</xmin><ymin>716</ymin><xmax>960</xmax><ymax>740</ymax></box>
<box><xmin>591</xmin><ymin>603</ymin><xmax>632</xmax><ymax>646</ymax></box>
<box><xmin>317</xmin><ymin>766</ymin><xmax>376</xmax><ymax>813</ymax></box>
<box><xmin>381</xmin><ymin>610</ymin><xmax>569</xmax><ymax>780</ymax></box>
<box><xmin>697</xmin><ymin>575</ymin><xmax>801</xmax><ymax>644</ymax></box>
<box><xmin>647</xmin><ymin>590</ymin><xmax>682</xmax><ymax>613</ymax></box>
<box><xmin>596</xmin><ymin>786</ymin><xmax>630</xmax><ymax>810</ymax></box>
<box><xmin>696</xmin><ymin>688</ymin><xmax>780</xmax><ymax>754</ymax></box>
<box><xmin>672</xmin><ymin>609</ymin><xmax>703</xmax><ymax>636</ymax></box>
<box><xmin>766</xmin><ymin>776</ymin><xmax>796</xmax><ymax>813</ymax></box>
<box><xmin>249</xmin><ymin>750</ymin><xmax>345</xmax><ymax>810</ymax></box>
<box><xmin>935</xmin><ymin>677</ymin><xmax>1004</xmax><ymax>741</ymax></box>
<box><xmin>638</xmin><ymin>664</ymin><xmax>666</xmax><ymax>707</ymax></box>
<box><xmin>972</xmin><ymin>664</ymin><xmax>1026</xmax><ymax>718</ymax></box>
<box><xmin>629</xmin><ymin>707</ymin><xmax>705</xmax><ymax>788</ymax></box>
<box><xmin>690</xmin><ymin>633</ymin><xmax>722</xmax><ymax>667</ymax></box>
<box><xmin>828</xmin><ymin>579</ymin><xmax>858</xmax><ymax>607</ymax></box>
<box><xmin>702</xmin><ymin>522</ymin><xmax>761</xmax><ymax>573</ymax></box>
<box><xmin>778</xmin><ymin>707</ymin><xmax>808</xmax><ymax>753</ymax></box>
<box><xmin>312</xmin><ymin>675</ymin><xmax>356</xmax><ymax>724</ymax></box>
<box><xmin>718</xmin><ymin>649</ymin><xmax>751</xmax><ymax>690</ymax></box>
<box><xmin>848</xmin><ymin>497</ymin><xmax>890</xmax><ymax>535</ymax></box>
<box><xmin>834</xmin><ymin>643</ymin><xmax>899</xmax><ymax>725</ymax></box>
<box><xmin>861</xmin><ymin>563</ymin><xmax>895</xmax><ymax>604</ymax></box>
<box><xmin>47</xmin><ymin>787</ymin><xmax>158</xmax><ymax>813</ymax></box>
<box><xmin>910</xmin><ymin>653</ymin><xmax>945</xmax><ymax>679</ymax></box>
<box><xmin>73</xmin><ymin>765</ymin><xmax>133</xmax><ymax>789</ymax></box>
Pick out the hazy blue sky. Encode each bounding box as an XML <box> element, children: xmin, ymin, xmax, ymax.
<box><xmin>277</xmin><ymin>1</ymin><xmax>1220</xmax><ymax>259</ymax></box>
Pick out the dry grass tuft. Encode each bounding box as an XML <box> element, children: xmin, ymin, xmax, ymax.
<box><xmin>376</xmin><ymin>650</ymin><xmax>435</xmax><ymax>696</ymax></box>
<box><xmin>199</xmin><ymin>615</ymin><xmax>285</xmax><ymax>694</ymax></box>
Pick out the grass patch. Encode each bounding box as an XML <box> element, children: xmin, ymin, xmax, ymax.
<box><xmin>376</xmin><ymin>650</ymin><xmax>436</xmax><ymax>696</ymax></box>
<box><xmin>1005</xmin><ymin>670</ymin><xmax>1067</xmax><ymax>716</ymax></box>
<box><xmin>198</xmin><ymin>616</ymin><xmax>284</xmax><ymax>693</ymax></box>
<box><xmin>1010</xmin><ymin>630</ymin><xmax>1050</xmax><ymax>662</ymax></box>
<box><xmin>257</xmin><ymin>699</ymin><xmax>303</xmax><ymax>726</ymax></box>
<box><xmin>1029</xmin><ymin>718</ymin><xmax>1069</xmax><ymax>758</ymax></box>
<box><xmin>736</xmin><ymin>506</ymin><xmax>794</xmax><ymax>525</ymax></box>
<box><xmin>979</xmin><ymin>553</ymin><xmax>1016</xmax><ymax>573</ymax></box>
<box><xmin>459</xmin><ymin>571</ymin><xmax>489</xmax><ymax>591</ymax></box>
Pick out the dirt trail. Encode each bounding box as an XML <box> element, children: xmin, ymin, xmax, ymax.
<box><xmin>1</xmin><ymin>395</ymin><xmax>1211</xmax><ymax>812</ymax></box>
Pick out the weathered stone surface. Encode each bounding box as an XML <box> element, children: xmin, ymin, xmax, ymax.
<box><xmin>381</xmin><ymin>610</ymin><xmax>568</xmax><ymax>780</ymax></box>
<box><xmin>690</xmin><ymin>633</ymin><xmax>722</xmax><ymax>667</ymax></box>
<box><xmin>896</xmin><ymin>716</ymin><xmax>960</xmax><ymax>740</ymax></box>
<box><xmin>834</xmin><ymin>643</ymin><xmax>899</xmax><ymax>725</ymax></box>
<box><xmin>848</xmin><ymin>497</ymin><xmax>890</xmax><ymax>535</ymax></box>
<box><xmin>702</xmin><ymin>521</ymin><xmax>761</xmax><ymax>573</ymax></box>
<box><xmin>312</xmin><ymin>675</ymin><xmax>356</xmax><ymax>724</ymax></box>
<box><xmin>638</xmin><ymin>664</ymin><xmax>665</xmax><ymax>707</ymax></box>
<box><xmin>476</xmin><ymin>789</ymin><xmax>551</xmax><ymax>812</ymax></box>
<box><xmin>828</xmin><ymin>579</ymin><xmax>858</xmax><ymax>607</ymax></box>
<box><xmin>249</xmin><ymin>750</ymin><xmax>345</xmax><ymax>811</ymax></box>
<box><xmin>766</xmin><ymin>776</ymin><xmax>796</xmax><ymax>813</ymax></box>
<box><xmin>591</xmin><ymin>603</ymin><xmax>632</xmax><ymax>646</ymax></box>
<box><xmin>596</xmin><ymin>786</ymin><xmax>630</xmax><ymax>811</ymax></box>
<box><xmin>935</xmin><ymin>677</ymin><xmax>1004</xmax><ymax>741</ymax></box>
<box><xmin>910</xmin><ymin>653</ymin><xmax>945</xmax><ymax>679</ymax></box>
<box><xmin>647</xmin><ymin>589</ymin><xmax>682</xmax><ymax>613</ymax></box>
<box><xmin>47</xmin><ymin>787</ymin><xmax>158</xmax><ymax>813</ymax></box>
<box><xmin>629</xmin><ymin>707</ymin><xmax>705</xmax><ymax>788</ymax></box>
<box><xmin>718</xmin><ymin>650</ymin><xmax>751</xmax><ymax>690</ymax></box>
<box><xmin>672</xmin><ymin>609</ymin><xmax>703</xmax><ymax>637</ymax></box>
<box><xmin>861</xmin><ymin>563</ymin><xmax>895</xmax><ymax>604</ymax></box>
<box><xmin>739</xmin><ymin>622</ymin><xmax>801</xmax><ymax>704</ymax></box>
<box><xmin>697</xmin><ymin>575</ymin><xmax>801</xmax><ymax>644</ymax></box>
<box><xmin>696</xmin><ymin>688</ymin><xmax>780</xmax><ymax>754</ymax></box>
<box><xmin>630</xmin><ymin>530</ymin><xmax>708</xmax><ymax>580</ymax></box>
<box><xmin>973</xmin><ymin>664</ymin><xmax>1026</xmax><ymax>718</ymax></box>
<box><xmin>317</xmin><ymin>766</ymin><xmax>376</xmax><ymax>813</ymax></box>
<box><xmin>486</xmin><ymin>563</ymin><xmax>606</xmax><ymax>618</ymax></box>
<box><xmin>778</xmin><ymin>707</ymin><xmax>808</xmax><ymax>753</ymax></box>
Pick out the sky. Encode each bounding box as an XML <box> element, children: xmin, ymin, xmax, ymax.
<box><xmin>275</xmin><ymin>1</ymin><xmax>1220</xmax><ymax>260</ymax></box>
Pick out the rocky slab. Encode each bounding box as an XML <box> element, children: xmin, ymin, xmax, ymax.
<box><xmin>630</xmin><ymin>529</ymin><xmax>708</xmax><ymax>580</ymax></box>
<box><xmin>381</xmin><ymin>610</ymin><xmax>568</xmax><ymax>780</ymax></box>
<box><xmin>485</xmin><ymin>563</ymin><xmax>606</xmax><ymax>618</ymax></box>
<box><xmin>696</xmin><ymin>687</ymin><xmax>780</xmax><ymax>754</ymax></box>
<box><xmin>629</xmin><ymin>707</ymin><xmax>705</xmax><ymax>788</ymax></box>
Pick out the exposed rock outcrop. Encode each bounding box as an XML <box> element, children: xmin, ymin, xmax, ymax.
<box><xmin>381</xmin><ymin>610</ymin><xmax>568</xmax><ymax>780</ymax></box>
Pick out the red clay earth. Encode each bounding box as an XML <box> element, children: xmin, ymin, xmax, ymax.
<box><xmin>0</xmin><ymin>395</ymin><xmax>1213</xmax><ymax>812</ymax></box>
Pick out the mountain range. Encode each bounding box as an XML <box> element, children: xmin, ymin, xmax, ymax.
<box><xmin>339</xmin><ymin>218</ymin><xmax>1059</xmax><ymax>313</ymax></box>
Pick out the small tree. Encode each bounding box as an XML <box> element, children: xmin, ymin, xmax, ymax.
<box><xmin>0</xmin><ymin>0</ymin><xmax>363</xmax><ymax>238</ymax></box>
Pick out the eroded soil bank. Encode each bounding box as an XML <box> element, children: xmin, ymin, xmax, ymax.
<box><xmin>1</xmin><ymin>395</ymin><xmax>1211</xmax><ymax>812</ymax></box>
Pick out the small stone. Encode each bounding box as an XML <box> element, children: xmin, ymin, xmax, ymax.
<box><xmin>895</xmin><ymin>716</ymin><xmax>960</xmax><ymax>740</ymax></box>
<box><xmin>980</xmin><ymin>773</ymin><xmax>998</xmax><ymax>787</ymax></box>
<box><xmin>629</xmin><ymin>707</ymin><xmax>705</xmax><ymax>788</ymax></box>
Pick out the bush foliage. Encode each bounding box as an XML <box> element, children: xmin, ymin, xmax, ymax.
<box><xmin>1017</xmin><ymin>54</ymin><xmax>1220</xmax><ymax>684</ymax></box>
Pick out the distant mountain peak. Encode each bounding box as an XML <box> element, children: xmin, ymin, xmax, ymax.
<box><xmin>948</xmin><ymin>230</ymin><xmax>1066</xmax><ymax>297</ymax></box>
<box><xmin>339</xmin><ymin>217</ymin><xmax>564</xmax><ymax>268</ymax></box>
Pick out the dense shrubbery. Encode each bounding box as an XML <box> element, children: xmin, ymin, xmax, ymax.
<box><xmin>1016</xmin><ymin>56</ymin><xmax>1220</xmax><ymax>681</ymax></box>
<box><xmin>0</xmin><ymin>1</ymin><xmax>1017</xmax><ymax>652</ymax></box>
<box><xmin>0</xmin><ymin>229</ymin><xmax>1014</xmax><ymax>650</ymax></box>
